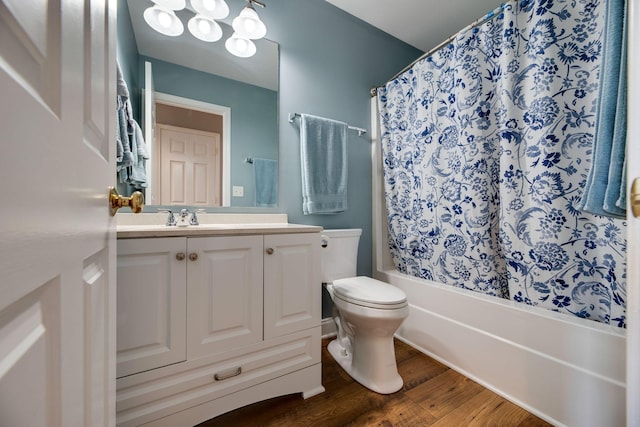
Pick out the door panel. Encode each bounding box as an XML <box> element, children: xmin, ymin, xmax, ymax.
<box><xmin>116</xmin><ymin>238</ymin><xmax>187</xmax><ymax>378</ymax></box>
<box><xmin>0</xmin><ymin>279</ymin><xmax>61</xmax><ymax>427</ymax></box>
<box><xmin>0</xmin><ymin>0</ymin><xmax>116</xmax><ymax>425</ymax></box>
<box><xmin>0</xmin><ymin>0</ymin><xmax>61</xmax><ymax>113</ymax></box>
<box><xmin>83</xmin><ymin>249</ymin><xmax>109</xmax><ymax>427</ymax></box>
<box><xmin>84</xmin><ymin>0</ymin><xmax>109</xmax><ymax>160</ymax></box>
<box><xmin>187</xmin><ymin>236</ymin><xmax>263</xmax><ymax>359</ymax></box>
<box><xmin>264</xmin><ymin>234</ymin><xmax>321</xmax><ymax>339</ymax></box>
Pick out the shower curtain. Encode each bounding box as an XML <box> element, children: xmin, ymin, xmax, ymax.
<box><xmin>377</xmin><ymin>0</ymin><xmax>627</xmax><ymax>326</ymax></box>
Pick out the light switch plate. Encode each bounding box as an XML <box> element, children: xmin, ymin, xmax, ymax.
<box><xmin>233</xmin><ymin>186</ymin><xmax>244</xmax><ymax>197</ymax></box>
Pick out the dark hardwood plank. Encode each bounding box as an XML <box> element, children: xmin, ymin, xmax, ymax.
<box><xmin>405</xmin><ymin>369</ymin><xmax>486</xmax><ymax>419</ymax></box>
<box><xmin>198</xmin><ymin>338</ymin><xmax>552</xmax><ymax>427</ymax></box>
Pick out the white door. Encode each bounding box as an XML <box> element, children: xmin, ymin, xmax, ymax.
<box><xmin>0</xmin><ymin>1</ymin><xmax>116</xmax><ymax>426</ymax></box>
<box><xmin>157</xmin><ymin>124</ymin><xmax>222</xmax><ymax>206</ymax></box>
<box><xmin>627</xmin><ymin>2</ymin><xmax>640</xmax><ymax>426</ymax></box>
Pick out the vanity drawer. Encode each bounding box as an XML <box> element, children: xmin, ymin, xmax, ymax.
<box><xmin>115</xmin><ymin>327</ymin><xmax>321</xmax><ymax>427</ymax></box>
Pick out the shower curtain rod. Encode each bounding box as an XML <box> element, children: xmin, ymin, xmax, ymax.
<box><xmin>371</xmin><ymin>1</ymin><xmax>511</xmax><ymax>97</ymax></box>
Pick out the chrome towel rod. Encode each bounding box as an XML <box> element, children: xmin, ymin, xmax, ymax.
<box><xmin>288</xmin><ymin>113</ymin><xmax>367</xmax><ymax>136</ymax></box>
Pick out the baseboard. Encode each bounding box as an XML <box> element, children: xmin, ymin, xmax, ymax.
<box><xmin>321</xmin><ymin>317</ymin><xmax>336</xmax><ymax>338</ymax></box>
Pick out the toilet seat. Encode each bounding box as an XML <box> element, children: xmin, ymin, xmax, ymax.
<box><xmin>332</xmin><ymin>276</ymin><xmax>407</xmax><ymax>310</ymax></box>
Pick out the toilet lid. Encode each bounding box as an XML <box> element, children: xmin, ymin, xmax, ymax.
<box><xmin>332</xmin><ymin>276</ymin><xmax>407</xmax><ymax>309</ymax></box>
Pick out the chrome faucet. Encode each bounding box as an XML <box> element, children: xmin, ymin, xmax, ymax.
<box><xmin>158</xmin><ymin>209</ymin><xmax>176</xmax><ymax>226</ymax></box>
<box><xmin>190</xmin><ymin>209</ymin><xmax>202</xmax><ymax>226</ymax></box>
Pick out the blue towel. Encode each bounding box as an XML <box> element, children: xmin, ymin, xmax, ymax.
<box><xmin>299</xmin><ymin>114</ymin><xmax>348</xmax><ymax>214</ymax></box>
<box><xmin>579</xmin><ymin>0</ymin><xmax>627</xmax><ymax>219</ymax></box>
<box><xmin>128</xmin><ymin>120</ymin><xmax>150</xmax><ymax>190</ymax></box>
<box><xmin>116</xmin><ymin>98</ymin><xmax>134</xmax><ymax>171</ymax></box>
<box><xmin>253</xmin><ymin>158</ymin><xmax>277</xmax><ymax>207</ymax></box>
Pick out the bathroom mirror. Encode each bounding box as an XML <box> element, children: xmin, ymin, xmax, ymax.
<box><xmin>118</xmin><ymin>0</ymin><xmax>279</xmax><ymax>209</ymax></box>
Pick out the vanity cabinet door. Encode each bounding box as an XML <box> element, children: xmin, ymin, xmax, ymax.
<box><xmin>187</xmin><ymin>236</ymin><xmax>263</xmax><ymax>359</ymax></box>
<box><xmin>116</xmin><ymin>238</ymin><xmax>187</xmax><ymax>378</ymax></box>
<box><xmin>264</xmin><ymin>233</ymin><xmax>321</xmax><ymax>339</ymax></box>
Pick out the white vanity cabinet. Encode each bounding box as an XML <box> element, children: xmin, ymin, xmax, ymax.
<box><xmin>115</xmin><ymin>228</ymin><xmax>323</xmax><ymax>427</ymax></box>
<box><xmin>187</xmin><ymin>235</ymin><xmax>264</xmax><ymax>360</ymax></box>
<box><xmin>116</xmin><ymin>237</ymin><xmax>187</xmax><ymax>378</ymax></box>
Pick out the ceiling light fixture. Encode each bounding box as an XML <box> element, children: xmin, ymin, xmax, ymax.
<box><xmin>188</xmin><ymin>14</ymin><xmax>223</xmax><ymax>42</ymax></box>
<box><xmin>143</xmin><ymin>2</ymin><xmax>184</xmax><ymax>37</ymax></box>
<box><xmin>225</xmin><ymin>32</ymin><xmax>257</xmax><ymax>57</ymax></box>
<box><xmin>143</xmin><ymin>0</ymin><xmax>266</xmax><ymax>58</ymax></box>
<box><xmin>231</xmin><ymin>0</ymin><xmax>266</xmax><ymax>40</ymax></box>
<box><xmin>191</xmin><ymin>0</ymin><xmax>229</xmax><ymax>20</ymax></box>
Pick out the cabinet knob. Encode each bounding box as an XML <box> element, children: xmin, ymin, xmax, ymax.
<box><xmin>189</xmin><ymin>253</ymin><xmax>198</xmax><ymax>261</ymax></box>
<box><xmin>176</xmin><ymin>252</ymin><xmax>186</xmax><ymax>261</ymax></box>
<box><xmin>265</xmin><ymin>248</ymin><xmax>274</xmax><ymax>255</ymax></box>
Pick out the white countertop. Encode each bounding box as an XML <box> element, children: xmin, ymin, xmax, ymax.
<box><xmin>116</xmin><ymin>213</ymin><xmax>323</xmax><ymax>238</ymax></box>
<box><xmin>117</xmin><ymin>223</ymin><xmax>323</xmax><ymax>238</ymax></box>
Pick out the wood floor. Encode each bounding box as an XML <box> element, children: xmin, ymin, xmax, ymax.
<box><xmin>197</xmin><ymin>338</ymin><xmax>552</xmax><ymax>427</ymax></box>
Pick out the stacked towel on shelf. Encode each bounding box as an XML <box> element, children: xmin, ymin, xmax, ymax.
<box><xmin>299</xmin><ymin>113</ymin><xmax>348</xmax><ymax>214</ymax></box>
<box><xmin>116</xmin><ymin>60</ymin><xmax>149</xmax><ymax>193</ymax></box>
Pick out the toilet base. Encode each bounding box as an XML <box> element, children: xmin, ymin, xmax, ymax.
<box><xmin>327</xmin><ymin>338</ymin><xmax>403</xmax><ymax>394</ymax></box>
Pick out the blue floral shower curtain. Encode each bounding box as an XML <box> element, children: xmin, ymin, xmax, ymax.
<box><xmin>377</xmin><ymin>0</ymin><xmax>627</xmax><ymax>326</ymax></box>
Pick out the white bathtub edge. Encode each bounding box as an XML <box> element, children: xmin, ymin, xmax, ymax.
<box><xmin>378</xmin><ymin>268</ymin><xmax>625</xmax><ymax>427</ymax></box>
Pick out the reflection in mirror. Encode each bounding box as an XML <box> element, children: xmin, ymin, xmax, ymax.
<box><xmin>117</xmin><ymin>0</ymin><xmax>279</xmax><ymax>209</ymax></box>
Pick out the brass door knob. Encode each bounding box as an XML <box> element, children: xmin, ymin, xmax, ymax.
<box><xmin>632</xmin><ymin>178</ymin><xmax>640</xmax><ymax>218</ymax></box>
<box><xmin>266</xmin><ymin>248</ymin><xmax>274</xmax><ymax>255</ymax></box>
<box><xmin>176</xmin><ymin>253</ymin><xmax>186</xmax><ymax>261</ymax></box>
<box><xmin>189</xmin><ymin>253</ymin><xmax>198</xmax><ymax>261</ymax></box>
<box><xmin>109</xmin><ymin>186</ymin><xmax>144</xmax><ymax>216</ymax></box>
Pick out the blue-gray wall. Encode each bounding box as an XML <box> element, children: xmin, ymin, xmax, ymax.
<box><xmin>258</xmin><ymin>1</ymin><xmax>420</xmax><ymax>315</ymax></box>
<box><xmin>139</xmin><ymin>56</ymin><xmax>278</xmax><ymax>207</ymax></box>
<box><xmin>117</xmin><ymin>0</ymin><xmax>421</xmax><ymax>317</ymax></box>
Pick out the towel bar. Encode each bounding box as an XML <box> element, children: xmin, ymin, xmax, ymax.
<box><xmin>288</xmin><ymin>113</ymin><xmax>367</xmax><ymax>136</ymax></box>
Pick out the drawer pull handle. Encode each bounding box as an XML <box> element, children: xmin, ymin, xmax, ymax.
<box><xmin>176</xmin><ymin>252</ymin><xmax>186</xmax><ymax>261</ymax></box>
<box><xmin>189</xmin><ymin>253</ymin><xmax>198</xmax><ymax>261</ymax></box>
<box><xmin>266</xmin><ymin>248</ymin><xmax>274</xmax><ymax>255</ymax></box>
<box><xmin>214</xmin><ymin>367</ymin><xmax>242</xmax><ymax>381</ymax></box>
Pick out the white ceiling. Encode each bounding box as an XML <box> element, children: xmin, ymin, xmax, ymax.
<box><xmin>327</xmin><ymin>0</ymin><xmax>504</xmax><ymax>52</ymax></box>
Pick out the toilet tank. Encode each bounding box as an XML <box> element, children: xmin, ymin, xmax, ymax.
<box><xmin>321</xmin><ymin>228</ymin><xmax>362</xmax><ymax>283</ymax></box>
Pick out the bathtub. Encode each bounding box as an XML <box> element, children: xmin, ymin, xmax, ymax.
<box><xmin>373</xmin><ymin>265</ymin><xmax>625</xmax><ymax>426</ymax></box>
<box><xmin>369</xmin><ymin>100</ymin><xmax>626</xmax><ymax>426</ymax></box>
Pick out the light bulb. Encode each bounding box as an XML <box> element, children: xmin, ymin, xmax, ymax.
<box><xmin>188</xmin><ymin>15</ymin><xmax>222</xmax><ymax>42</ymax></box>
<box><xmin>232</xmin><ymin>6</ymin><xmax>266</xmax><ymax>39</ymax></box>
<box><xmin>192</xmin><ymin>0</ymin><xmax>229</xmax><ymax>19</ymax></box>
<box><xmin>144</xmin><ymin>5</ymin><xmax>183</xmax><ymax>36</ymax></box>
<box><xmin>225</xmin><ymin>32</ymin><xmax>256</xmax><ymax>58</ymax></box>
<box><xmin>243</xmin><ymin>19</ymin><xmax>256</xmax><ymax>33</ymax></box>
<box><xmin>202</xmin><ymin>0</ymin><xmax>215</xmax><ymax>11</ymax></box>
<box><xmin>158</xmin><ymin>10</ymin><xmax>172</xmax><ymax>28</ymax></box>
<box><xmin>198</xmin><ymin>19</ymin><xmax>211</xmax><ymax>34</ymax></box>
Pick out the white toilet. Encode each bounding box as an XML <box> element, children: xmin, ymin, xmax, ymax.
<box><xmin>322</xmin><ymin>229</ymin><xmax>409</xmax><ymax>394</ymax></box>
